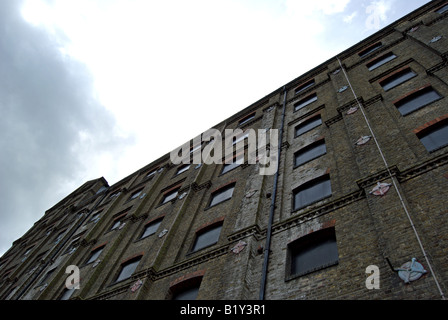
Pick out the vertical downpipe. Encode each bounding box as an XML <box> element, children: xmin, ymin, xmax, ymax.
<box><xmin>259</xmin><ymin>86</ymin><xmax>287</xmax><ymax>300</ymax></box>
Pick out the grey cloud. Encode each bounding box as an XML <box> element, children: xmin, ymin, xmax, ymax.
<box><xmin>0</xmin><ymin>0</ymin><xmax>134</xmax><ymax>256</ymax></box>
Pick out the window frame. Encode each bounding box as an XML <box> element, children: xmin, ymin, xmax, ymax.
<box><xmin>169</xmin><ymin>275</ymin><xmax>203</xmax><ymax>300</ymax></box>
<box><xmin>208</xmin><ymin>183</ymin><xmax>236</xmax><ymax>208</ymax></box>
<box><xmin>394</xmin><ymin>86</ymin><xmax>442</xmax><ymax>116</ymax></box>
<box><xmin>294</xmin><ymin>93</ymin><xmax>318</xmax><ymax>112</ymax></box>
<box><xmin>128</xmin><ymin>188</ymin><xmax>143</xmax><ymax>201</ymax></box>
<box><xmin>294</xmin><ymin>139</ymin><xmax>327</xmax><ymax>168</ymax></box>
<box><xmin>85</xmin><ymin>245</ymin><xmax>105</xmax><ymax>265</ymax></box>
<box><xmin>358</xmin><ymin>42</ymin><xmax>382</xmax><ymax>58</ymax></box>
<box><xmin>436</xmin><ymin>4</ymin><xmax>448</xmax><ymax>14</ymax></box>
<box><xmin>366</xmin><ymin>52</ymin><xmax>397</xmax><ymax>71</ymax></box>
<box><xmin>294</xmin><ymin>115</ymin><xmax>322</xmax><ymax>138</ymax></box>
<box><xmin>294</xmin><ymin>79</ymin><xmax>315</xmax><ymax>95</ymax></box>
<box><xmin>417</xmin><ymin>119</ymin><xmax>448</xmax><ymax>152</ymax></box>
<box><xmin>190</xmin><ymin>223</ymin><xmax>223</xmax><ymax>253</ymax></box>
<box><xmin>286</xmin><ymin>227</ymin><xmax>339</xmax><ymax>280</ymax></box>
<box><xmin>292</xmin><ymin>175</ymin><xmax>332</xmax><ymax>212</ymax></box>
<box><xmin>161</xmin><ymin>187</ymin><xmax>180</xmax><ymax>205</ymax></box>
<box><xmin>175</xmin><ymin>164</ymin><xmax>191</xmax><ymax>176</ymax></box>
<box><xmin>114</xmin><ymin>256</ymin><xmax>142</xmax><ymax>284</ymax></box>
<box><xmin>379</xmin><ymin>68</ymin><xmax>417</xmax><ymax>91</ymax></box>
<box><xmin>140</xmin><ymin>218</ymin><xmax>163</xmax><ymax>239</ymax></box>
<box><xmin>238</xmin><ymin>112</ymin><xmax>256</xmax><ymax>126</ymax></box>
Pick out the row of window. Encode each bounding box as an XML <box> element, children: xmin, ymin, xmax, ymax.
<box><xmin>60</xmin><ymin>224</ymin><xmax>339</xmax><ymax>300</ymax></box>
<box><xmin>80</xmin><ymin>184</ymin><xmax>236</xmax><ymax>278</ymax></box>
<box><xmin>292</xmin><ymin>52</ymin><xmax>447</xmax><ymax>153</ymax></box>
<box><xmin>127</xmin><ymin>181</ymin><xmax>236</xmax><ymax>220</ymax></box>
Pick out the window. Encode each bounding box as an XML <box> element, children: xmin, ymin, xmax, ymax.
<box><xmin>191</xmin><ymin>223</ymin><xmax>223</xmax><ymax>252</ymax></box>
<box><xmin>238</xmin><ymin>113</ymin><xmax>256</xmax><ymax>126</ymax></box>
<box><xmin>161</xmin><ymin>188</ymin><xmax>179</xmax><ymax>205</ymax></box>
<box><xmin>59</xmin><ymin>288</ymin><xmax>75</xmax><ymax>300</ymax></box>
<box><xmin>209</xmin><ymin>183</ymin><xmax>235</xmax><ymax>207</ymax></box>
<box><xmin>293</xmin><ymin>175</ymin><xmax>332</xmax><ymax>211</ymax></box>
<box><xmin>366</xmin><ymin>52</ymin><xmax>397</xmax><ymax>71</ymax></box>
<box><xmin>232</xmin><ymin>132</ymin><xmax>249</xmax><ymax>146</ymax></box>
<box><xmin>294</xmin><ymin>140</ymin><xmax>327</xmax><ymax>167</ymax></box>
<box><xmin>176</xmin><ymin>164</ymin><xmax>190</xmax><ymax>175</ymax></box>
<box><xmin>170</xmin><ymin>276</ymin><xmax>203</xmax><ymax>300</ymax></box>
<box><xmin>221</xmin><ymin>156</ymin><xmax>244</xmax><ymax>175</ymax></box>
<box><xmin>173</xmin><ymin>285</ymin><xmax>200</xmax><ymax>300</ymax></box>
<box><xmin>379</xmin><ymin>68</ymin><xmax>416</xmax><ymax>91</ymax></box>
<box><xmin>115</xmin><ymin>256</ymin><xmax>142</xmax><ymax>283</ymax></box>
<box><xmin>294</xmin><ymin>94</ymin><xmax>317</xmax><ymax>112</ymax></box>
<box><xmin>287</xmin><ymin>228</ymin><xmax>338</xmax><ymax>278</ymax></box>
<box><xmin>38</xmin><ymin>268</ymin><xmax>56</xmax><ymax>286</ymax></box>
<box><xmin>295</xmin><ymin>115</ymin><xmax>322</xmax><ymax>137</ymax></box>
<box><xmin>295</xmin><ymin>79</ymin><xmax>315</xmax><ymax>95</ymax></box>
<box><xmin>86</xmin><ymin>246</ymin><xmax>105</xmax><ymax>264</ymax></box>
<box><xmin>190</xmin><ymin>144</ymin><xmax>202</xmax><ymax>154</ymax></box>
<box><xmin>110</xmin><ymin>220</ymin><xmax>121</xmax><ymax>231</ymax></box>
<box><xmin>394</xmin><ymin>86</ymin><xmax>442</xmax><ymax>116</ymax></box>
<box><xmin>108</xmin><ymin>190</ymin><xmax>121</xmax><ymax>200</ymax></box>
<box><xmin>129</xmin><ymin>189</ymin><xmax>143</xmax><ymax>201</ymax></box>
<box><xmin>141</xmin><ymin>218</ymin><xmax>163</xmax><ymax>239</ymax></box>
<box><xmin>89</xmin><ymin>211</ymin><xmax>101</xmax><ymax>223</ymax></box>
<box><xmin>54</xmin><ymin>231</ymin><xmax>65</xmax><ymax>244</ymax></box>
<box><xmin>417</xmin><ymin>120</ymin><xmax>448</xmax><ymax>152</ymax></box>
<box><xmin>146</xmin><ymin>169</ymin><xmax>157</xmax><ymax>179</ymax></box>
<box><xmin>436</xmin><ymin>4</ymin><xmax>448</xmax><ymax>14</ymax></box>
<box><xmin>359</xmin><ymin>42</ymin><xmax>382</xmax><ymax>57</ymax></box>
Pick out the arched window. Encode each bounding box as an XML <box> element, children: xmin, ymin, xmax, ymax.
<box><xmin>287</xmin><ymin>227</ymin><xmax>338</xmax><ymax>279</ymax></box>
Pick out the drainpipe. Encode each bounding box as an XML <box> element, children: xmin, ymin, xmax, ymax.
<box><xmin>259</xmin><ymin>86</ymin><xmax>287</xmax><ymax>300</ymax></box>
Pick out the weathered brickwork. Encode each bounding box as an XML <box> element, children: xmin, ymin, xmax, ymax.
<box><xmin>1</xmin><ymin>1</ymin><xmax>448</xmax><ymax>300</ymax></box>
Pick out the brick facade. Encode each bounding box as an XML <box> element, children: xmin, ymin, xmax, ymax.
<box><xmin>1</xmin><ymin>1</ymin><xmax>448</xmax><ymax>300</ymax></box>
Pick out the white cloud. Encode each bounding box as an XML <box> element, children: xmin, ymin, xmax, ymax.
<box><xmin>285</xmin><ymin>0</ymin><xmax>351</xmax><ymax>16</ymax></box>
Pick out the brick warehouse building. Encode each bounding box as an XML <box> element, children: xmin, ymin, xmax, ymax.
<box><xmin>1</xmin><ymin>1</ymin><xmax>448</xmax><ymax>300</ymax></box>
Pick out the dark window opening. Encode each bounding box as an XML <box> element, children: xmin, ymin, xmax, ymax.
<box><xmin>295</xmin><ymin>115</ymin><xmax>322</xmax><ymax>137</ymax></box>
<box><xmin>293</xmin><ymin>175</ymin><xmax>332</xmax><ymax>211</ymax></box>
<box><xmin>417</xmin><ymin>120</ymin><xmax>448</xmax><ymax>152</ymax></box>
<box><xmin>170</xmin><ymin>276</ymin><xmax>203</xmax><ymax>300</ymax></box>
<box><xmin>294</xmin><ymin>140</ymin><xmax>327</xmax><ymax>167</ymax></box>
<box><xmin>238</xmin><ymin>113</ymin><xmax>256</xmax><ymax>126</ymax></box>
<box><xmin>141</xmin><ymin>218</ymin><xmax>163</xmax><ymax>239</ymax></box>
<box><xmin>191</xmin><ymin>223</ymin><xmax>223</xmax><ymax>252</ymax></box>
<box><xmin>209</xmin><ymin>184</ymin><xmax>235</xmax><ymax>207</ymax></box>
<box><xmin>115</xmin><ymin>256</ymin><xmax>142</xmax><ymax>283</ymax></box>
<box><xmin>380</xmin><ymin>68</ymin><xmax>416</xmax><ymax>91</ymax></box>
<box><xmin>295</xmin><ymin>79</ymin><xmax>315</xmax><ymax>95</ymax></box>
<box><xmin>436</xmin><ymin>4</ymin><xmax>448</xmax><ymax>14</ymax></box>
<box><xmin>395</xmin><ymin>87</ymin><xmax>442</xmax><ymax>116</ymax></box>
<box><xmin>221</xmin><ymin>156</ymin><xmax>244</xmax><ymax>175</ymax></box>
<box><xmin>176</xmin><ymin>164</ymin><xmax>190</xmax><ymax>175</ymax></box>
<box><xmin>294</xmin><ymin>93</ymin><xmax>318</xmax><ymax>112</ymax></box>
<box><xmin>161</xmin><ymin>188</ymin><xmax>180</xmax><ymax>205</ymax></box>
<box><xmin>359</xmin><ymin>42</ymin><xmax>382</xmax><ymax>57</ymax></box>
<box><xmin>288</xmin><ymin>228</ymin><xmax>339</xmax><ymax>278</ymax></box>
<box><xmin>129</xmin><ymin>189</ymin><xmax>143</xmax><ymax>201</ymax></box>
<box><xmin>86</xmin><ymin>246</ymin><xmax>105</xmax><ymax>264</ymax></box>
<box><xmin>366</xmin><ymin>52</ymin><xmax>396</xmax><ymax>71</ymax></box>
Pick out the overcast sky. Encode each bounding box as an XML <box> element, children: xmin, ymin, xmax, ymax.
<box><xmin>0</xmin><ymin>0</ymin><xmax>431</xmax><ymax>257</ymax></box>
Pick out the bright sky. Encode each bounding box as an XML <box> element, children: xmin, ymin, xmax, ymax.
<box><xmin>0</xmin><ymin>0</ymin><xmax>431</xmax><ymax>257</ymax></box>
